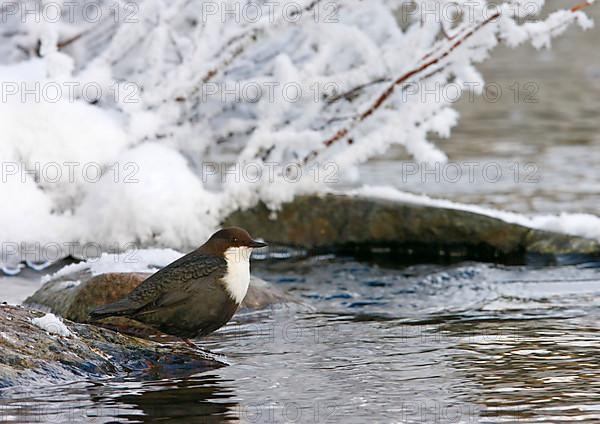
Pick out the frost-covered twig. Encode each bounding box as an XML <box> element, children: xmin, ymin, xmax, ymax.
<box><xmin>174</xmin><ymin>0</ymin><xmax>333</xmax><ymax>103</ymax></box>
<box><xmin>302</xmin><ymin>0</ymin><xmax>594</xmax><ymax>164</ymax></box>
<box><xmin>302</xmin><ymin>10</ymin><xmax>502</xmax><ymax>163</ymax></box>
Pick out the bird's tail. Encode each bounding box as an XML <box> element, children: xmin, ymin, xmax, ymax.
<box><xmin>88</xmin><ymin>299</ymin><xmax>139</xmax><ymax>321</ymax></box>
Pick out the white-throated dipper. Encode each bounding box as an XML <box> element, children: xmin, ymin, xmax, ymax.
<box><xmin>89</xmin><ymin>227</ymin><xmax>267</xmax><ymax>338</ymax></box>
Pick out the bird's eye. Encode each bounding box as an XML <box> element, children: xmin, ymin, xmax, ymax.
<box><xmin>232</xmin><ymin>237</ymin><xmax>238</xmax><ymax>243</ymax></box>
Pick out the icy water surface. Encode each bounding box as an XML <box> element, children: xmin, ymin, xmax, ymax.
<box><xmin>1</xmin><ymin>256</ymin><xmax>600</xmax><ymax>423</ymax></box>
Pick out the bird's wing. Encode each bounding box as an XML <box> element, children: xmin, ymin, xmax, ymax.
<box><xmin>89</xmin><ymin>252</ymin><xmax>226</xmax><ymax>319</ymax></box>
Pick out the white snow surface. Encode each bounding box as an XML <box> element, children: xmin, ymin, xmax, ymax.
<box><xmin>31</xmin><ymin>313</ymin><xmax>73</xmax><ymax>337</ymax></box>
<box><xmin>42</xmin><ymin>248</ymin><xmax>184</xmax><ymax>284</ymax></box>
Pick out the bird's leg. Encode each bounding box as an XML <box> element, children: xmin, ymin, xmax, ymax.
<box><xmin>144</xmin><ymin>360</ymin><xmax>162</xmax><ymax>377</ymax></box>
<box><xmin>182</xmin><ymin>338</ymin><xmax>198</xmax><ymax>349</ymax></box>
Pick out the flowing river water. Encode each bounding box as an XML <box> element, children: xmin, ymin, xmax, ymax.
<box><xmin>1</xmin><ymin>4</ymin><xmax>600</xmax><ymax>424</ymax></box>
<box><xmin>1</xmin><ymin>257</ymin><xmax>600</xmax><ymax>423</ymax></box>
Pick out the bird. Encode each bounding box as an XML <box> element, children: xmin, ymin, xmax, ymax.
<box><xmin>89</xmin><ymin>227</ymin><xmax>267</xmax><ymax>338</ymax></box>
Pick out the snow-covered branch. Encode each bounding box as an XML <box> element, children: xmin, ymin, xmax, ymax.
<box><xmin>0</xmin><ymin>0</ymin><xmax>595</xmax><ymax>254</ymax></box>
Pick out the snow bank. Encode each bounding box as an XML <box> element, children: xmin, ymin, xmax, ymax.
<box><xmin>0</xmin><ymin>59</ymin><xmax>129</xmax><ymax>253</ymax></box>
<box><xmin>31</xmin><ymin>313</ymin><xmax>72</xmax><ymax>337</ymax></box>
<box><xmin>0</xmin><ymin>61</ymin><xmax>221</xmax><ymax>262</ymax></box>
<box><xmin>75</xmin><ymin>143</ymin><xmax>222</xmax><ymax>248</ymax></box>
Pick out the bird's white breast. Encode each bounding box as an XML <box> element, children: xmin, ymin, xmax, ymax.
<box><xmin>222</xmin><ymin>247</ymin><xmax>251</xmax><ymax>303</ymax></box>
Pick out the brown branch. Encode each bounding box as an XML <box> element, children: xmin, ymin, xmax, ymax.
<box><xmin>325</xmin><ymin>77</ymin><xmax>390</xmax><ymax>104</ymax></box>
<box><xmin>57</xmin><ymin>31</ymin><xmax>88</xmax><ymax>50</ymax></box>
<box><xmin>440</xmin><ymin>22</ymin><xmax>457</xmax><ymax>41</ymax></box>
<box><xmin>56</xmin><ymin>2</ymin><xmax>126</xmax><ymax>51</ymax></box>
<box><xmin>571</xmin><ymin>0</ymin><xmax>593</xmax><ymax>12</ymax></box>
<box><xmin>318</xmin><ymin>12</ymin><xmax>501</xmax><ymax>149</ymax></box>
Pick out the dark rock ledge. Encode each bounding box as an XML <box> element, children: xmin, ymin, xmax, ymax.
<box><xmin>0</xmin><ymin>304</ymin><xmax>224</xmax><ymax>389</ymax></box>
<box><xmin>224</xmin><ymin>194</ymin><xmax>600</xmax><ymax>263</ymax></box>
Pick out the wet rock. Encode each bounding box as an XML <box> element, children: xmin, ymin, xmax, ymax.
<box><xmin>26</xmin><ymin>272</ymin><xmax>149</xmax><ymax>324</ymax></box>
<box><xmin>224</xmin><ymin>194</ymin><xmax>600</xmax><ymax>262</ymax></box>
<box><xmin>0</xmin><ymin>305</ymin><xmax>224</xmax><ymax>388</ymax></box>
<box><xmin>25</xmin><ymin>271</ymin><xmax>301</xmax><ymax>325</ymax></box>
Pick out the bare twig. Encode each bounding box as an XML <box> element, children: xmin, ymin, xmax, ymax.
<box><xmin>440</xmin><ymin>22</ymin><xmax>457</xmax><ymax>41</ymax></box>
<box><xmin>571</xmin><ymin>0</ymin><xmax>593</xmax><ymax>12</ymax></box>
<box><xmin>325</xmin><ymin>77</ymin><xmax>390</xmax><ymax>105</ymax></box>
<box><xmin>57</xmin><ymin>31</ymin><xmax>88</xmax><ymax>50</ymax></box>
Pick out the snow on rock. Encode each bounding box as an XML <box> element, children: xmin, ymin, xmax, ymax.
<box><xmin>346</xmin><ymin>186</ymin><xmax>600</xmax><ymax>241</ymax></box>
<box><xmin>31</xmin><ymin>313</ymin><xmax>73</xmax><ymax>337</ymax></box>
<box><xmin>41</xmin><ymin>248</ymin><xmax>184</xmax><ymax>284</ymax></box>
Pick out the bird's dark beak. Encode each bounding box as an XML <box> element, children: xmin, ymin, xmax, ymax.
<box><xmin>249</xmin><ymin>239</ymin><xmax>267</xmax><ymax>248</ymax></box>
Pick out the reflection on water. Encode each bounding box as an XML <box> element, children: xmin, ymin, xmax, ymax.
<box><xmin>0</xmin><ymin>375</ymin><xmax>239</xmax><ymax>423</ymax></box>
<box><xmin>1</xmin><ymin>257</ymin><xmax>599</xmax><ymax>423</ymax></box>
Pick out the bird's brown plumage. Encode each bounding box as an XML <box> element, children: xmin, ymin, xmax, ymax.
<box><xmin>89</xmin><ymin>227</ymin><xmax>266</xmax><ymax>338</ymax></box>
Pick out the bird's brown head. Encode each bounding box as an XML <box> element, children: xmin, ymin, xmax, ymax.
<box><xmin>200</xmin><ymin>227</ymin><xmax>267</xmax><ymax>256</ymax></box>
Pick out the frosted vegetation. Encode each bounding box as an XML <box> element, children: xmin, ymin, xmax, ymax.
<box><xmin>0</xmin><ymin>0</ymin><xmax>595</xmax><ymax>260</ymax></box>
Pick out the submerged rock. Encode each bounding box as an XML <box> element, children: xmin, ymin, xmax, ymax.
<box><xmin>224</xmin><ymin>194</ymin><xmax>600</xmax><ymax>263</ymax></box>
<box><xmin>25</xmin><ymin>271</ymin><xmax>302</xmax><ymax>325</ymax></box>
<box><xmin>0</xmin><ymin>305</ymin><xmax>224</xmax><ymax>388</ymax></box>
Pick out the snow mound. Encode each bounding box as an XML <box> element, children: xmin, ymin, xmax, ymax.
<box><xmin>42</xmin><ymin>248</ymin><xmax>184</xmax><ymax>284</ymax></box>
<box><xmin>31</xmin><ymin>313</ymin><xmax>73</xmax><ymax>337</ymax></box>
